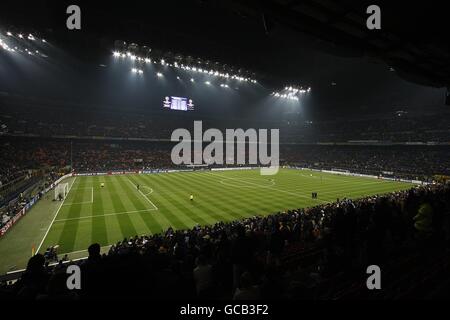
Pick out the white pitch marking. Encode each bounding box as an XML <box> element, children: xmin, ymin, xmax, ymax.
<box><xmin>126</xmin><ymin>177</ymin><xmax>158</xmax><ymax>210</ymax></box>
<box><xmin>62</xmin><ymin>187</ymin><xmax>94</xmax><ymax>206</ymax></box>
<box><xmin>202</xmin><ymin>172</ymin><xmax>329</xmax><ymax>204</ymax></box>
<box><xmin>54</xmin><ymin>208</ymin><xmax>156</xmax><ymax>222</ymax></box>
<box><xmin>36</xmin><ymin>177</ymin><xmax>77</xmax><ymax>253</ymax></box>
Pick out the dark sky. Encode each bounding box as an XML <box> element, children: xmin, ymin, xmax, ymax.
<box><xmin>0</xmin><ymin>0</ymin><xmax>448</xmax><ymax>121</ymax></box>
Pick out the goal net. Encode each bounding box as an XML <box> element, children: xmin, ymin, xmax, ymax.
<box><xmin>54</xmin><ymin>183</ymin><xmax>69</xmax><ymax>201</ymax></box>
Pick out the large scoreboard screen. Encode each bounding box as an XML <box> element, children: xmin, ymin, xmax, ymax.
<box><xmin>163</xmin><ymin>96</ymin><xmax>195</xmax><ymax>111</ymax></box>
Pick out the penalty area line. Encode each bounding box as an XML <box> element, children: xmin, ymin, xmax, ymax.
<box><xmin>53</xmin><ymin>208</ymin><xmax>157</xmax><ymax>222</ymax></box>
<box><xmin>62</xmin><ymin>187</ymin><xmax>94</xmax><ymax>206</ymax></box>
<box><xmin>36</xmin><ymin>177</ymin><xmax>77</xmax><ymax>254</ymax></box>
<box><xmin>126</xmin><ymin>177</ymin><xmax>158</xmax><ymax>210</ymax></box>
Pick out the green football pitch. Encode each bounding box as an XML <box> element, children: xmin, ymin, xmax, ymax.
<box><xmin>0</xmin><ymin>168</ymin><xmax>414</xmax><ymax>273</ymax></box>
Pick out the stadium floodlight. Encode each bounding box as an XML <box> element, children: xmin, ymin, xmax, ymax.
<box><xmin>144</xmin><ymin>58</ymin><xmax>151</xmax><ymax>63</ymax></box>
<box><xmin>131</xmin><ymin>68</ymin><xmax>143</xmax><ymax>74</ymax></box>
<box><xmin>113</xmin><ymin>51</ymin><xmax>121</xmax><ymax>57</ymax></box>
<box><xmin>28</xmin><ymin>34</ymin><xmax>35</xmax><ymax>41</ymax></box>
<box><xmin>190</xmin><ymin>78</ymin><xmax>195</xmax><ymax>82</ymax></box>
<box><xmin>42</xmin><ymin>39</ymin><xmax>46</xmax><ymax>43</ymax></box>
<box><xmin>7</xmin><ymin>31</ymin><xmax>12</xmax><ymax>36</ymax></box>
<box><xmin>205</xmin><ymin>81</ymin><xmax>211</xmax><ymax>85</ymax></box>
<box><xmin>18</xmin><ymin>34</ymin><xmax>23</xmax><ymax>38</ymax></box>
<box><xmin>176</xmin><ymin>76</ymin><xmax>180</xmax><ymax>80</ymax></box>
<box><xmin>160</xmin><ymin>59</ymin><xmax>165</xmax><ymax>65</ymax></box>
<box><xmin>156</xmin><ymin>72</ymin><xmax>163</xmax><ymax>77</ymax></box>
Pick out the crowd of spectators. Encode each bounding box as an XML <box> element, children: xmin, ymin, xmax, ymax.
<box><xmin>2</xmin><ymin>102</ymin><xmax>449</xmax><ymax>143</ymax></box>
<box><xmin>1</xmin><ymin>183</ymin><xmax>449</xmax><ymax>300</ymax></box>
<box><xmin>0</xmin><ymin>171</ymin><xmax>62</xmax><ymax>229</ymax></box>
<box><xmin>283</xmin><ymin>145</ymin><xmax>450</xmax><ymax>180</ymax></box>
<box><xmin>282</xmin><ymin>113</ymin><xmax>450</xmax><ymax>143</ymax></box>
<box><xmin>0</xmin><ymin>139</ymin><xmax>68</xmax><ymax>187</ymax></box>
<box><xmin>1</xmin><ymin>138</ymin><xmax>449</xmax><ymax>190</ymax></box>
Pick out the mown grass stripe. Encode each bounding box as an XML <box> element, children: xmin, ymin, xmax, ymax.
<box><xmin>129</xmin><ymin>175</ymin><xmax>191</xmax><ymax>230</ymax></box>
<box><xmin>91</xmin><ymin>176</ymin><xmax>108</xmax><ymax>246</ymax></box>
<box><xmin>147</xmin><ymin>174</ymin><xmax>222</xmax><ymax>226</ymax></box>
<box><xmin>116</xmin><ymin>175</ymin><xmax>162</xmax><ymax>235</ymax></box>
<box><xmin>56</xmin><ymin>178</ymin><xmax>88</xmax><ymax>253</ymax></box>
<box><xmin>192</xmin><ymin>172</ymin><xmax>313</xmax><ymax>214</ymax></box>
<box><xmin>107</xmin><ymin>176</ymin><xmax>138</xmax><ymax>240</ymax></box>
<box><xmin>169</xmin><ymin>173</ymin><xmax>267</xmax><ymax>220</ymax></box>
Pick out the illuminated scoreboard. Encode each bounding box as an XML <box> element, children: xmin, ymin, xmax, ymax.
<box><xmin>163</xmin><ymin>96</ymin><xmax>195</xmax><ymax>111</ymax></box>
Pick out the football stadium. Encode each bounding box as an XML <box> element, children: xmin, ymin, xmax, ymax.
<box><xmin>1</xmin><ymin>0</ymin><xmax>450</xmax><ymax>305</ymax></box>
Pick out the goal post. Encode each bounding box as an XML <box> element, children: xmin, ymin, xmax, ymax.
<box><xmin>54</xmin><ymin>183</ymin><xmax>69</xmax><ymax>201</ymax></box>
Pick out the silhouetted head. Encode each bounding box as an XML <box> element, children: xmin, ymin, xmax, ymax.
<box><xmin>88</xmin><ymin>243</ymin><xmax>101</xmax><ymax>259</ymax></box>
<box><xmin>26</xmin><ymin>254</ymin><xmax>46</xmax><ymax>273</ymax></box>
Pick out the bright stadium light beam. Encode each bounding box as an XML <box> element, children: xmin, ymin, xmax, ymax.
<box><xmin>131</xmin><ymin>68</ymin><xmax>143</xmax><ymax>74</ymax></box>
<box><xmin>205</xmin><ymin>81</ymin><xmax>211</xmax><ymax>85</ymax></box>
<box><xmin>156</xmin><ymin>72</ymin><xmax>163</xmax><ymax>77</ymax></box>
<box><xmin>190</xmin><ymin>78</ymin><xmax>195</xmax><ymax>82</ymax></box>
<box><xmin>113</xmin><ymin>51</ymin><xmax>121</xmax><ymax>57</ymax></box>
<box><xmin>7</xmin><ymin>32</ymin><xmax>12</xmax><ymax>36</ymax></box>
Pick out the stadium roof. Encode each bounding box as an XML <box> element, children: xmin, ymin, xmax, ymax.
<box><xmin>1</xmin><ymin>0</ymin><xmax>448</xmax><ymax>116</ymax></box>
<box><xmin>2</xmin><ymin>0</ymin><xmax>449</xmax><ymax>89</ymax></box>
<box><xmin>229</xmin><ymin>0</ymin><xmax>450</xmax><ymax>88</ymax></box>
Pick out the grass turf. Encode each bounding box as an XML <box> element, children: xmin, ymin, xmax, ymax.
<box><xmin>0</xmin><ymin>168</ymin><xmax>413</xmax><ymax>273</ymax></box>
